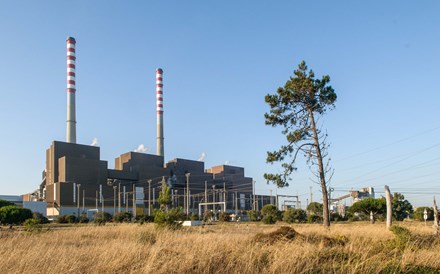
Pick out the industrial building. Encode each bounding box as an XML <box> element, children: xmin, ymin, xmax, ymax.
<box><xmin>36</xmin><ymin>37</ymin><xmax>254</xmax><ymax>219</ymax></box>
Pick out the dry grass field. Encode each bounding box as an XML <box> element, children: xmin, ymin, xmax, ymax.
<box><xmin>1</xmin><ymin>221</ymin><xmax>440</xmax><ymax>273</ymax></box>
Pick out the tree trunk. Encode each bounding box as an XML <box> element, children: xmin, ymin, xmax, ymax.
<box><xmin>433</xmin><ymin>197</ymin><xmax>439</xmax><ymax>235</ymax></box>
<box><xmin>308</xmin><ymin>109</ymin><xmax>330</xmax><ymax>228</ymax></box>
<box><xmin>385</xmin><ymin>185</ymin><xmax>392</xmax><ymax>229</ymax></box>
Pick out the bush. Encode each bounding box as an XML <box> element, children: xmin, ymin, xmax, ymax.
<box><xmin>413</xmin><ymin>207</ymin><xmax>434</xmax><ymax>221</ymax></box>
<box><xmin>32</xmin><ymin>212</ymin><xmax>50</xmax><ymax>224</ymax></box>
<box><xmin>390</xmin><ymin>225</ymin><xmax>412</xmax><ymax>250</ymax></box>
<box><xmin>154</xmin><ymin>207</ymin><xmax>184</xmax><ymax>230</ymax></box>
<box><xmin>79</xmin><ymin>214</ymin><xmax>89</xmax><ymax>223</ymax></box>
<box><xmin>113</xmin><ymin>212</ymin><xmax>133</xmax><ymax>223</ymax></box>
<box><xmin>307</xmin><ymin>214</ymin><xmax>322</xmax><ymax>224</ymax></box>
<box><xmin>203</xmin><ymin>210</ymin><xmax>215</xmax><ymax>222</ymax></box>
<box><xmin>247</xmin><ymin>210</ymin><xmax>261</xmax><ymax>222</ymax></box>
<box><xmin>218</xmin><ymin>212</ymin><xmax>230</xmax><ymax>222</ymax></box>
<box><xmin>94</xmin><ymin>212</ymin><xmax>112</xmax><ymax>225</ymax></box>
<box><xmin>261</xmin><ymin>204</ymin><xmax>280</xmax><ymax>224</ymax></box>
<box><xmin>0</xmin><ymin>199</ymin><xmax>15</xmax><ymax>208</ymax></box>
<box><xmin>190</xmin><ymin>213</ymin><xmax>199</xmax><ymax>221</ymax></box>
<box><xmin>0</xmin><ymin>205</ymin><xmax>33</xmax><ymax>225</ymax></box>
<box><xmin>283</xmin><ymin>208</ymin><xmax>307</xmax><ymax>223</ymax></box>
<box><xmin>66</xmin><ymin>215</ymin><xmax>78</xmax><ymax>223</ymax></box>
<box><xmin>330</xmin><ymin>212</ymin><xmax>346</xmax><ymax>222</ymax></box>
<box><xmin>24</xmin><ymin>218</ymin><xmax>42</xmax><ymax>232</ymax></box>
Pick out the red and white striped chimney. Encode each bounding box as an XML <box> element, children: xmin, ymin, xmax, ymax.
<box><xmin>156</xmin><ymin>68</ymin><xmax>164</xmax><ymax>157</ymax></box>
<box><xmin>66</xmin><ymin>37</ymin><xmax>77</xmax><ymax>143</ymax></box>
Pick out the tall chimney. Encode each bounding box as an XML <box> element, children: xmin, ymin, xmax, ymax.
<box><xmin>156</xmin><ymin>68</ymin><xmax>164</xmax><ymax>157</ymax></box>
<box><xmin>66</xmin><ymin>37</ymin><xmax>77</xmax><ymax>143</ymax></box>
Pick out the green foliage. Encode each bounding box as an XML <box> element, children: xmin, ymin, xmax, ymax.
<box><xmin>24</xmin><ymin>218</ymin><xmax>43</xmax><ymax>232</ymax></box>
<box><xmin>392</xmin><ymin>193</ymin><xmax>413</xmax><ymax>221</ymax></box>
<box><xmin>261</xmin><ymin>204</ymin><xmax>280</xmax><ymax>224</ymax></box>
<box><xmin>307</xmin><ymin>214</ymin><xmax>322</xmax><ymax>223</ymax></box>
<box><xmin>32</xmin><ymin>212</ymin><xmax>50</xmax><ymax>224</ymax></box>
<box><xmin>307</xmin><ymin>202</ymin><xmax>323</xmax><ymax>215</ymax></box>
<box><xmin>190</xmin><ymin>213</ymin><xmax>199</xmax><ymax>221</ymax></box>
<box><xmin>248</xmin><ymin>210</ymin><xmax>261</xmax><ymax>222</ymax></box>
<box><xmin>413</xmin><ymin>207</ymin><xmax>434</xmax><ymax>221</ymax></box>
<box><xmin>153</xmin><ymin>207</ymin><xmax>184</xmax><ymax>230</ymax></box>
<box><xmin>0</xmin><ymin>205</ymin><xmax>33</xmax><ymax>225</ymax></box>
<box><xmin>283</xmin><ymin>208</ymin><xmax>307</xmax><ymax>223</ymax></box>
<box><xmin>348</xmin><ymin>198</ymin><xmax>386</xmax><ymax>220</ymax></box>
<box><xmin>157</xmin><ymin>178</ymin><xmax>171</xmax><ymax>211</ymax></box>
<box><xmin>0</xmin><ymin>199</ymin><xmax>15</xmax><ymax>208</ymax></box>
<box><xmin>79</xmin><ymin>213</ymin><xmax>89</xmax><ymax>223</ymax></box>
<box><xmin>57</xmin><ymin>214</ymin><xmax>80</xmax><ymax>224</ymax></box>
<box><xmin>94</xmin><ymin>212</ymin><xmax>112</xmax><ymax>225</ymax></box>
<box><xmin>113</xmin><ymin>212</ymin><xmax>133</xmax><ymax>223</ymax></box>
<box><xmin>135</xmin><ymin>215</ymin><xmax>154</xmax><ymax>224</ymax></box>
<box><xmin>389</xmin><ymin>225</ymin><xmax>412</xmax><ymax>250</ymax></box>
<box><xmin>329</xmin><ymin>213</ymin><xmax>346</xmax><ymax>222</ymax></box>
<box><xmin>66</xmin><ymin>215</ymin><xmax>78</xmax><ymax>223</ymax></box>
<box><xmin>263</xmin><ymin>61</ymin><xmax>336</xmax><ymax>187</ymax></box>
<box><xmin>218</xmin><ymin>212</ymin><xmax>230</xmax><ymax>222</ymax></box>
<box><xmin>203</xmin><ymin>210</ymin><xmax>215</xmax><ymax>222</ymax></box>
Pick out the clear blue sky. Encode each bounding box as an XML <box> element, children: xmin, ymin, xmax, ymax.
<box><xmin>0</xmin><ymin>1</ymin><xmax>439</xmax><ymax>207</ymax></box>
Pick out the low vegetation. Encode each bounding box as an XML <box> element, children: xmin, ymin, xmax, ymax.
<box><xmin>1</xmin><ymin>222</ymin><xmax>439</xmax><ymax>273</ymax></box>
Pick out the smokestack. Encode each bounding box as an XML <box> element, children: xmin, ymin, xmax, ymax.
<box><xmin>66</xmin><ymin>37</ymin><xmax>77</xmax><ymax>143</ymax></box>
<box><xmin>156</xmin><ymin>68</ymin><xmax>164</xmax><ymax>157</ymax></box>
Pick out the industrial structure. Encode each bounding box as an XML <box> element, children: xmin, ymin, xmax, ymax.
<box><xmin>36</xmin><ymin>37</ymin><xmax>255</xmax><ymax>219</ymax></box>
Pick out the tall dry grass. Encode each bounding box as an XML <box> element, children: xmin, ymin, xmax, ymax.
<box><xmin>1</xmin><ymin>221</ymin><xmax>439</xmax><ymax>273</ymax></box>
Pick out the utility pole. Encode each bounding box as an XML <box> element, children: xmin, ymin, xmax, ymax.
<box><xmin>310</xmin><ymin>186</ymin><xmax>313</xmax><ymax>204</ymax></box>
<box><xmin>82</xmin><ymin>189</ymin><xmax>85</xmax><ymax>212</ymax></box>
<box><xmin>118</xmin><ymin>181</ymin><xmax>121</xmax><ymax>213</ymax></box>
<box><xmin>223</xmin><ymin>182</ymin><xmax>226</xmax><ymax>212</ymax></box>
<box><xmin>212</xmin><ymin>187</ymin><xmax>215</xmax><ymax>211</ymax></box>
<box><xmin>204</xmin><ymin>181</ymin><xmax>208</xmax><ymax>214</ymax></box>
<box><xmin>235</xmin><ymin>191</ymin><xmax>238</xmax><ymax>215</ymax></box>
<box><xmin>186</xmin><ymin>173</ymin><xmax>191</xmax><ymax>216</ymax></box>
<box><xmin>113</xmin><ymin>186</ymin><xmax>117</xmax><ymax>215</ymax></box>
<box><xmin>95</xmin><ymin>190</ymin><xmax>98</xmax><ymax>210</ymax></box>
<box><xmin>148</xmin><ymin>179</ymin><xmax>152</xmax><ymax>216</ymax></box>
<box><xmin>252</xmin><ymin>180</ymin><xmax>256</xmax><ymax>211</ymax></box>
<box><xmin>77</xmin><ymin>183</ymin><xmax>81</xmax><ymax>217</ymax></box>
<box><xmin>132</xmin><ymin>183</ymin><xmax>136</xmax><ymax>218</ymax></box>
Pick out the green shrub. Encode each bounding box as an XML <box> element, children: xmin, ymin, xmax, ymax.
<box><xmin>154</xmin><ymin>207</ymin><xmax>184</xmax><ymax>230</ymax></box>
<box><xmin>66</xmin><ymin>215</ymin><xmax>78</xmax><ymax>223</ymax></box>
<box><xmin>330</xmin><ymin>212</ymin><xmax>346</xmax><ymax>222</ymax></box>
<box><xmin>283</xmin><ymin>208</ymin><xmax>307</xmax><ymax>223</ymax></box>
<box><xmin>113</xmin><ymin>212</ymin><xmax>133</xmax><ymax>223</ymax></box>
<box><xmin>0</xmin><ymin>205</ymin><xmax>33</xmax><ymax>225</ymax></box>
<box><xmin>390</xmin><ymin>225</ymin><xmax>411</xmax><ymax>250</ymax></box>
<box><xmin>248</xmin><ymin>210</ymin><xmax>261</xmax><ymax>222</ymax></box>
<box><xmin>261</xmin><ymin>204</ymin><xmax>280</xmax><ymax>224</ymax></box>
<box><xmin>79</xmin><ymin>214</ymin><xmax>89</xmax><ymax>223</ymax></box>
<box><xmin>190</xmin><ymin>213</ymin><xmax>199</xmax><ymax>221</ymax></box>
<box><xmin>94</xmin><ymin>212</ymin><xmax>112</xmax><ymax>225</ymax></box>
<box><xmin>0</xmin><ymin>199</ymin><xmax>15</xmax><ymax>208</ymax></box>
<box><xmin>218</xmin><ymin>212</ymin><xmax>230</xmax><ymax>222</ymax></box>
<box><xmin>307</xmin><ymin>214</ymin><xmax>322</xmax><ymax>224</ymax></box>
<box><xmin>32</xmin><ymin>212</ymin><xmax>50</xmax><ymax>224</ymax></box>
<box><xmin>203</xmin><ymin>210</ymin><xmax>215</xmax><ymax>222</ymax></box>
<box><xmin>24</xmin><ymin>218</ymin><xmax>42</xmax><ymax>232</ymax></box>
<box><xmin>413</xmin><ymin>207</ymin><xmax>434</xmax><ymax>221</ymax></box>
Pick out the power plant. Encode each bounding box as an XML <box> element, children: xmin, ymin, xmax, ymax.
<box><xmin>36</xmin><ymin>37</ymin><xmax>256</xmax><ymax>219</ymax></box>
